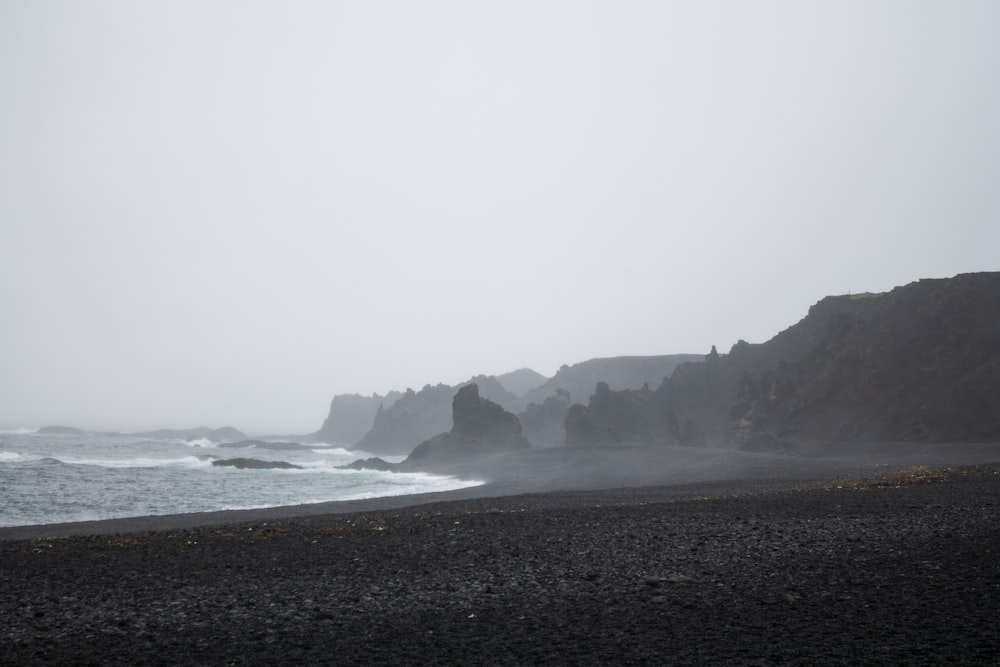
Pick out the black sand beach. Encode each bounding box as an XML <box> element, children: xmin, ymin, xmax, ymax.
<box><xmin>3</xmin><ymin>446</ymin><xmax>1000</xmax><ymax>665</ymax></box>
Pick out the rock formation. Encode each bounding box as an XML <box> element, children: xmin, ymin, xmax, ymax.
<box><xmin>732</xmin><ymin>273</ymin><xmax>1000</xmax><ymax>444</ymax></box>
<box><xmin>519</xmin><ymin>389</ymin><xmax>573</xmax><ymax>447</ymax></box>
<box><xmin>565</xmin><ymin>272</ymin><xmax>1000</xmax><ymax>449</ymax></box>
<box><xmin>211</xmin><ymin>458</ymin><xmax>303</xmax><ymax>470</ymax></box>
<box><xmin>310</xmin><ymin>392</ymin><xmax>402</xmax><ymax>445</ymax></box>
<box><xmin>402</xmin><ymin>384</ymin><xmax>530</xmax><ymax>466</ymax></box>
<box><xmin>524</xmin><ymin>354</ymin><xmax>702</xmax><ymax>406</ymax></box>
<box><xmin>565</xmin><ymin>382</ymin><xmax>667</xmax><ymax>446</ymax></box>
<box><xmin>350</xmin><ymin>376</ymin><xmax>521</xmax><ymax>457</ymax></box>
<box><xmin>351</xmin><ymin>384</ymin><xmax>458</xmax><ymax>456</ymax></box>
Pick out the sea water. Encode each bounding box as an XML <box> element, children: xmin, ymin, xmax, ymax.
<box><xmin>0</xmin><ymin>430</ymin><xmax>482</xmax><ymax>527</ymax></box>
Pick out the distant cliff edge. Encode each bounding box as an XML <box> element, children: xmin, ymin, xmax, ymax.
<box><xmin>566</xmin><ymin>272</ymin><xmax>1000</xmax><ymax>449</ymax></box>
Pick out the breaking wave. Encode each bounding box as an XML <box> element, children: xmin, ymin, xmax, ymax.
<box><xmin>0</xmin><ymin>430</ymin><xmax>484</xmax><ymax>527</ymax></box>
<box><xmin>56</xmin><ymin>455</ymin><xmax>216</xmax><ymax>469</ymax></box>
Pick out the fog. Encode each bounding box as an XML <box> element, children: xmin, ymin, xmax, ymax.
<box><xmin>2</xmin><ymin>1</ymin><xmax>998</xmax><ymax>433</ymax></box>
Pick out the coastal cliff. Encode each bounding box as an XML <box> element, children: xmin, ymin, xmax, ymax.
<box><xmin>566</xmin><ymin>272</ymin><xmax>1000</xmax><ymax>449</ymax></box>
<box><xmin>310</xmin><ymin>392</ymin><xmax>402</xmax><ymax>445</ymax></box>
<box><xmin>404</xmin><ymin>383</ymin><xmax>530</xmax><ymax>466</ymax></box>
<box><xmin>350</xmin><ymin>376</ymin><xmax>520</xmax><ymax>456</ymax></box>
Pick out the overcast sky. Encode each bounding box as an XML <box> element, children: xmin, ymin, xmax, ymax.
<box><xmin>2</xmin><ymin>1</ymin><xmax>998</xmax><ymax>433</ymax></box>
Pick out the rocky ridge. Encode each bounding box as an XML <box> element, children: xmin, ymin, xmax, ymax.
<box><xmin>310</xmin><ymin>391</ymin><xmax>402</xmax><ymax>445</ymax></box>
<box><xmin>524</xmin><ymin>354</ymin><xmax>701</xmax><ymax>406</ymax></box>
<box><xmin>350</xmin><ymin>376</ymin><xmax>520</xmax><ymax>456</ymax></box>
<box><xmin>346</xmin><ymin>383</ymin><xmax>529</xmax><ymax>473</ymax></box>
<box><xmin>316</xmin><ymin>356</ymin><xmax>703</xmax><ymax>456</ymax></box>
<box><xmin>566</xmin><ymin>272</ymin><xmax>1000</xmax><ymax>449</ymax></box>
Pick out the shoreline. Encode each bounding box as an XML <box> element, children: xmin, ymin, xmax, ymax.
<box><xmin>5</xmin><ymin>441</ymin><xmax>1000</xmax><ymax>541</ymax></box>
<box><xmin>3</xmin><ymin>461</ymin><xmax>998</xmax><ymax>664</ymax></box>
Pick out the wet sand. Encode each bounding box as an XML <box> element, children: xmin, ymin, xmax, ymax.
<box><xmin>2</xmin><ymin>445</ymin><xmax>1000</xmax><ymax>665</ymax></box>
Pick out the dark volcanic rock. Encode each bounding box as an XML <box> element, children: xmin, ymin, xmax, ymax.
<box><xmin>734</xmin><ymin>272</ymin><xmax>1000</xmax><ymax>443</ymax></box>
<box><xmin>3</xmin><ymin>466</ymin><xmax>999</xmax><ymax>666</ymax></box>
<box><xmin>352</xmin><ymin>377</ymin><xmax>522</xmax><ymax>457</ymax></box>
<box><xmin>211</xmin><ymin>458</ymin><xmax>304</xmax><ymax>470</ymax></box>
<box><xmin>564</xmin><ymin>272</ymin><xmax>1000</xmax><ymax>449</ymax></box>
<box><xmin>341</xmin><ymin>457</ymin><xmax>396</xmax><ymax>472</ymax></box>
<box><xmin>565</xmin><ymin>381</ymin><xmax>667</xmax><ymax>447</ymax></box>
<box><xmin>403</xmin><ymin>384</ymin><xmax>530</xmax><ymax>467</ymax></box>
<box><xmin>524</xmin><ymin>354</ymin><xmax>701</xmax><ymax>405</ymax></box>
<box><xmin>451</xmin><ymin>382</ymin><xmax>522</xmax><ymax>440</ymax></box>
<box><xmin>352</xmin><ymin>384</ymin><xmax>457</xmax><ymax>456</ymax></box>
<box><xmin>519</xmin><ymin>389</ymin><xmax>573</xmax><ymax>446</ymax></box>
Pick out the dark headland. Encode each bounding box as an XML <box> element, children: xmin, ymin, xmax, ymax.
<box><xmin>4</xmin><ymin>272</ymin><xmax>1000</xmax><ymax>664</ymax></box>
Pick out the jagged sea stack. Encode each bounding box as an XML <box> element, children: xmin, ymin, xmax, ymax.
<box><xmin>404</xmin><ymin>383</ymin><xmax>530</xmax><ymax>466</ymax></box>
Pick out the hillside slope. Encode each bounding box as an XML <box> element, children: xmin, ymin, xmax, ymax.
<box><xmin>567</xmin><ymin>272</ymin><xmax>1000</xmax><ymax>448</ymax></box>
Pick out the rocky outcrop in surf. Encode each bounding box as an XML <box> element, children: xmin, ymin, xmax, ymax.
<box><xmin>212</xmin><ymin>458</ymin><xmax>304</xmax><ymax>470</ymax></box>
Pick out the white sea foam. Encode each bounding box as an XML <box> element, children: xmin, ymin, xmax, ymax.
<box><xmin>334</xmin><ymin>471</ymin><xmax>484</xmax><ymax>500</ymax></box>
<box><xmin>219</xmin><ymin>472</ymin><xmax>483</xmax><ymax>508</ymax></box>
<box><xmin>183</xmin><ymin>438</ymin><xmax>216</xmax><ymax>448</ymax></box>
<box><xmin>295</xmin><ymin>459</ymin><xmax>343</xmax><ymax>471</ymax></box>
<box><xmin>309</xmin><ymin>446</ymin><xmax>355</xmax><ymax>456</ymax></box>
<box><xmin>0</xmin><ymin>451</ymin><xmax>53</xmax><ymax>463</ymax></box>
<box><xmin>306</xmin><ymin>446</ymin><xmax>407</xmax><ymax>463</ymax></box>
<box><xmin>257</xmin><ymin>459</ymin><xmax>375</xmax><ymax>474</ymax></box>
<box><xmin>218</xmin><ymin>503</ymin><xmax>289</xmax><ymax>512</ymax></box>
<box><xmin>0</xmin><ymin>431</ymin><xmax>484</xmax><ymax>527</ymax></box>
<box><xmin>60</xmin><ymin>455</ymin><xmax>215</xmax><ymax>469</ymax></box>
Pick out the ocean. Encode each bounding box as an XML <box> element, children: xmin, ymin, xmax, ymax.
<box><xmin>0</xmin><ymin>430</ymin><xmax>483</xmax><ymax>527</ymax></box>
